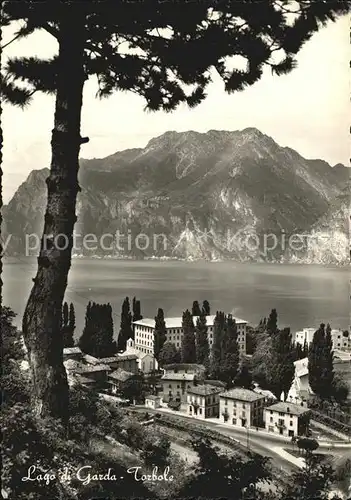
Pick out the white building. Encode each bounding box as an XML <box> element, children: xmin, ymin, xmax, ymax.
<box><xmin>286</xmin><ymin>357</ymin><xmax>313</xmax><ymax>404</ymax></box>
<box><xmin>219</xmin><ymin>388</ymin><xmax>266</xmax><ymax>428</ymax></box>
<box><xmin>293</xmin><ymin>328</ymin><xmax>315</xmax><ymax>347</ymax></box>
<box><xmin>133</xmin><ymin>314</ymin><xmax>247</xmax><ymax>356</ymax></box>
<box><xmin>264</xmin><ymin>401</ymin><xmax>310</xmax><ymax>438</ymax></box>
<box><xmin>294</xmin><ymin>327</ymin><xmax>350</xmax><ymax>352</ymax></box>
<box><xmin>122</xmin><ymin>338</ymin><xmax>158</xmax><ymax>374</ymax></box>
<box><xmin>145</xmin><ymin>395</ymin><xmax>161</xmax><ymax>409</ymax></box>
<box><xmin>187</xmin><ymin>384</ymin><xmax>222</xmax><ymax>419</ymax></box>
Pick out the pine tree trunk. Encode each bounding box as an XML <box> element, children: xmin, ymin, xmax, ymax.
<box><xmin>22</xmin><ymin>14</ymin><xmax>86</xmax><ymax>425</ymax></box>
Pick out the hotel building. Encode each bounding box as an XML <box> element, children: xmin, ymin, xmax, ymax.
<box><xmin>133</xmin><ymin>314</ymin><xmax>247</xmax><ymax>356</ymax></box>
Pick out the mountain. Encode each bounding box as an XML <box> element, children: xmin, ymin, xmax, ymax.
<box><xmin>2</xmin><ymin>128</ymin><xmax>349</xmax><ymax>264</ymax></box>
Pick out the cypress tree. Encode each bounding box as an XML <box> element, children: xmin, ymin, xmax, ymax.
<box><xmin>210</xmin><ymin>311</ymin><xmax>225</xmax><ymax>379</ymax></box>
<box><xmin>195</xmin><ymin>311</ymin><xmax>209</xmax><ymax>366</ymax></box>
<box><xmin>308</xmin><ymin>324</ymin><xmax>327</xmax><ymax>398</ymax></box>
<box><xmin>267</xmin><ymin>328</ymin><xmax>295</xmax><ymax>400</ymax></box>
<box><xmin>192</xmin><ymin>301</ymin><xmax>202</xmax><ymax>317</ymax></box>
<box><xmin>181</xmin><ymin>310</ymin><xmax>196</xmax><ymax>363</ymax></box>
<box><xmin>132</xmin><ymin>297</ymin><xmax>143</xmax><ymax>323</ymax></box>
<box><xmin>117</xmin><ymin>297</ymin><xmax>133</xmax><ymax>352</ymax></box>
<box><xmin>202</xmin><ymin>300</ymin><xmax>211</xmax><ymax>316</ymax></box>
<box><xmin>322</xmin><ymin>325</ymin><xmax>334</xmax><ymax>399</ymax></box>
<box><xmin>220</xmin><ymin>315</ymin><xmax>240</xmax><ymax>387</ymax></box>
<box><xmin>266</xmin><ymin>309</ymin><xmax>278</xmax><ymax>336</ymax></box>
<box><xmin>79</xmin><ymin>302</ymin><xmax>116</xmax><ymax>357</ymax></box>
<box><xmin>154</xmin><ymin>308</ymin><xmax>167</xmax><ymax>361</ymax></box>
<box><xmin>62</xmin><ymin>302</ymin><xmax>75</xmax><ymax>348</ymax></box>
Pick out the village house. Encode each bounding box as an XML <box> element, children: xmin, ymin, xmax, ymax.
<box><xmin>133</xmin><ymin>314</ymin><xmax>248</xmax><ymax>356</ymax></box>
<box><xmin>264</xmin><ymin>401</ymin><xmax>311</xmax><ymax>437</ymax></box>
<box><xmin>107</xmin><ymin>368</ymin><xmax>137</xmax><ymax>395</ymax></box>
<box><xmin>122</xmin><ymin>338</ymin><xmax>158</xmax><ymax>373</ymax></box>
<box><xmin>75</xmin><ymin>361</ymin><xmax>111</xmax><ymax>385</ymax></box>
<box><xmin>219</xmin><ymin>388</ymin><xmax>266</xmax><ymax>428</ymax></box>
<box><xmin>145</xmin><ymin>395</ymin><xmax>161</xmax><ymax>409</ymax></box>
<box><xmin>187</xmin><ymin>384</ymin><xmax>222</xmax><ymax>419</ymax></box>
<box><xmin>98</xmin><ymin>353</ymin><xmax>139</xmax><ymax>374</ymax></box>
<box><xmin>63</xmin><ymin>356</ymin><xmax>111</xmax><ymax>388</ymax></box>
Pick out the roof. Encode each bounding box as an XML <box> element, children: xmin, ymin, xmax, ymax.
<box><xmin>164</xmin><ymin>363</ymin><xmax>205</xmax><ymax>372</ymax></box>
<box><xmin>188</xmin><ymin>384</ymin><xmax>222</xmax><ymax>396</ymax></box>
<box><xmin>76</xmin><ymin>363</ymin><xmax>111</xmax><ymax>374</ymax></box>
<box><xmin>133</xmin><ymin>314</ymin><xmax>247</xmax><ymax>329</ymax></box>
<box><xmin>220</xmin><ymin>388</ymin><xmax>266</xmax><ymax>402</ymax></box>
<box><xmin>161</xmin><ymin>373</ymin><xmax>195</xmax><ymax>381</ymax></box>
<box><xmin>145</xmin><ymin>395</ymin><xmax>161</xmax><ymax>401</ymax></box>
<box><xmin>108</xmin><ymin>368</ymin><xmax>135</xmax><ymax>382</ymax></box>
<box><xmin>204</xmin><ymin>379</ymin><xmax>227</xmax><ymax>388</ymax></box>
<box><xmin>98</xmin><ymin>354</ymin><xmax>138</xmax><ymax>364</ymax></box>
<box><xmin>266</xmin><ymin>402</ymin><xmax>310</xmax><ymax>416</ymax></box>
<box><xmin>64</xmin><ymin>359</ymin><xmax>81</xmax><ymax>371</ymax></box>
<box><xmin>74</xmin><ymin>374</ymin><xmax>96</xmax><ymax>385</ymax></box>
<box><xmin>63</xmin><ymin>347</ymin><xmax>82</xmax><ymax>355</ymax></box>
<box><xmin>117</xmin><ymin>353</ymin><xmax>138</xmax><ymax>361</ymax></box>
<box><xmin>83</xmin><ymin>354</ymin><xmax>101</xmax><ymax>365</ymax></box>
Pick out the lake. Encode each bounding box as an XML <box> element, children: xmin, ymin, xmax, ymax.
<box><xmin>2</xmin><ymin>257</ymin><xmax>349</xmax><ymax>337</ymax></box>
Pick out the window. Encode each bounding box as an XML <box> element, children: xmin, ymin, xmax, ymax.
<box><xmin>290</xmin><ymin>421</ymin><xmax>293</xmax><ymax>427</ymax></box>
<box><xmin>225</xmin><ymin>399</ymin><xmax>228</xmax><ymax>406</ymax></box>
<box><xmin>270</xmin><ymin>417</ymin><xmax>273</xmax><ymax>423</ymax></box>
<box><xmin>234</xmin><ymin>401</ymin><xmax>237</xmax><ymax>407</ymax></box>
<box><xmin>199</xmin><ymin>408</ymin><xmax>202</xmax><ymax>415</ymax></box>
<box><xmin>243</xmin><ymin>403</ymin><xmax>246</xmax><ymax>409</ymax></box>
<box><xmin>242</xmin><ymin>411</ymin><xmax>246</xmax><ymax>418</ymax></box>
<box><xmin>177</xmin><ymin>385</ymin><xmax>180</xmax><ymax>389</ymax></box>
<box><xmin>232</xmin><ymin>418</ymin><xmax>237</xmax><ymax>425</ymax></box>
<box><xmin>169</xmin><ymin>384</ymin><xmax>172</xmax><ymax>389</ymax></box>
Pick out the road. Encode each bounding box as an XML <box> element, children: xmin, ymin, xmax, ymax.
<box><xmin>130</xmin><ymin>406</ymin><xmax>350</xmax><ymax>474</ymax></box>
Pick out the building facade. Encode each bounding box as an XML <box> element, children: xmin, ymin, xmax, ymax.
<box><xmin>187</xmin><ymin>384</ymin><xmax>222</xmax><ymax>419</ymax></box>
<box><xmin>161</xmin><ymin>363</ymin><xmax>205</xmax><ymax>403</ymax></box>
<box><xmin>286</xmin><ymin>357</ymin><xmax>313</xmax><ymax>404</ymax></box>
<box><xmin>99</xmin><ymin>354</ymin><xmax>138</xmax><ymax>374</ymax></box>
<box><xmin>219</xmin><ymin>388</ymin><xmax>266</xmax><ymax>428</ymax></box>
<box><xmin>122</xmin><ymin>338</ymin><xmax>158</xmax><ymax>373</ymax></box>
<box><xmin>133</xmin><ymin>314</ymin><xmax>247</xmax><ymax>355</ymax></box>
<box><xmin>264</xmin><ymin>402</ymin><xmax>310</xmax><ymax>437</ymax></box>
<box><xmin>294</xmin><ymin>327</ymin><xmax>351</xmax><ymax>352</ymax></box>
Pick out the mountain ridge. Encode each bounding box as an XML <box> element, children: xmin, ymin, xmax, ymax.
<box><xmin>2</xmin><ymin>128</ymin><xmax>349</xmax><ymax>264</ymax></box>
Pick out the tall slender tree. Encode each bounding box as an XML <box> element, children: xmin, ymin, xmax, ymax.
<box><xmin>154</xmin><ymin>308</ymin><xmax>167</xmax><ymax>361</ymax></box>
<box><xmin>117</xmin><ymin>297</ymin><xmax>133</xmax><ymax>352</ymax></box>
<box><xmin>195</xmin><ymin>311</ymin><xmax>210</xmax><ymax>366</ymax></box>
<box><xmin>202</xmin><ymin>300</ymin><xmax>211</xmax><ymax>316</ymax></box>
<box><xmin>220</xmin><ymin>315</ymin><xmax>240</xmax><ymax>387</ymax></box>
<box><xmin>181</xmin><ymin>309</ymin><xmax>196</xmax><ymax>363</ymax></box>
<box><xmin>192</xmin><ymin>300</ymin><xmax>202</xmax><ymax>317</ymax></box>
<box><xmin>79</xmin><ymin>302</ymin><xmax>116</xmax><ymax>357</ymax></box>
<box><xmin>132</xmin><ymin>297</ymin><xmax>143</xmax><ymax>323</ymax></box>
<box><xmin>308</xmin><ymin>323</ymin><xmax>334</xmax><ymax>399</ymax></box>
<box><xmin>267</xmin><ymin>328</ymin><xmax>295</xmax><ymax>400</ymax></box>
<box><xmin>62</xmin><ymin>302</ymin><xmax>75</xmax><ymax>348</ymax></box>
<box><xmin>210</xmin><ymin>311</ymin><xmax>225</xmax><ymax>379</ymax></box>
<box><xmin>3</xmin><ymin>1</ymin><xmax>348</xmax><ymax>422</ymax></box>
<box><xmin>266</xmin><ymin>308</ymin><xmax>278</xmax><ymax>336</ymax></box>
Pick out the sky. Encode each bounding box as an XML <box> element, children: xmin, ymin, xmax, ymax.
<box><xmin>2</xmin><ymin>14</ymin><xmax>349</xmax><ymax>203</ymax></box>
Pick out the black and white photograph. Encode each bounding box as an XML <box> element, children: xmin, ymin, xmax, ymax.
<box><xmin>1</xmin><ymin>1</ymin><xmax>350</xmax><ymax>499</ymax></box>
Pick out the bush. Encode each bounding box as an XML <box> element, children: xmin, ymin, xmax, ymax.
<box><xmin>168</xmin><ymin>400</ymin><xmax>181</xmax><ymax>411</ymax></box>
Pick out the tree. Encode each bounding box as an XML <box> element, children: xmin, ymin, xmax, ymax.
<box><xmin>234</xmin><ymin>363</ymin><xmax>254</xmax><ymax>390</ymax></box>
<box><xmin>296</xmin><ymin>437</ymin><xmax>319</xmax><ymax>456</ymax></box>
<box><xmin>120</xmin><ymin>374</ymin><xmax>145</xmax><ymax>403</ymax></box>
<box><xmin>281</xmin><ymin>452</ymin><xmax>339</xmax><ymax>500</ymax></box>
<box><xmin>132</xmin><ymin>297</ymin><xmax>143</xmax><ymax>322</ymax></box>
<box><xmin>308</xmin><ymin>323</ymin><xmax>334</xmax><ymax>399</ymax></box>
<box><xmin>140</xmin><ymin>436</ymin><xmax>171</xmax><ymax>468</ymax></box>
<box><xmin>79</xmin><ymin>302</ymin><xmax>116</xmax><ymax>358</ymax></box>
<box><xmin>181</xmin><ymin>309</ymin><xmax>196</xmax><ymax>363</ymax></box>
<box><xmin>210</xmin><ymin>311</ymin><xmax>225</xmax><ymax>379</ymax></box>
<box><xmin>61</xmin><ymin>302</ymin><xmax>75</xmax><ymax>348</ymax></box>
<box><xmin>158</xmin><ymin>342</ymin><xmax>179</xmax><ymax>367</ymax></box>
<box><xmin>220</xmin><ymin>314</ymin><xmax>239</xmax><ymax>387</ymax></box>
<box><xmin>267</xmin><ymin>328</ymin><xmax>295</xmax><ymax>400</ymax></box>
<box><xmin>117</xmin><ymin>297</ymin><xmax>133</xmax><ymax>352</ymax></box>
<box><xmin>266</xmin><ymin>308</ymin><xmax>278</xmax><ymax>336</ymax></box>
<box><xmin>154</xmin><ymin>308</ymin><xmax>167</xmax><ymax>360</ymax></box>
<box><xmin>195</xmin><ymin>311</ymin><xmax>210</xmax><ymax>366</ymax></box>
<box><xmin>202</xmin><ymin>300</ymin><xmax>211</xmax><ymax>315</ymax></box>
<box><xmin>178</xmin><ymin>437</ymin><xmax>271</xmax><ymax>499</ymax></box>
<box><xmin>192</xmin><ymin>300</ymin><xmax>202</xmax><ymax>317</ymax></box>
<box><xmin>3</xmin><ymin>1</ymin><xmax>349</xmax><ymax>424</ymax></box>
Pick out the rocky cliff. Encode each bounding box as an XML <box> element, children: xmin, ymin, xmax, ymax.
<box><xmin>2</xmin><ymin>128</ymin><xmax>349</xmax><ymax>264</ymax></box>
